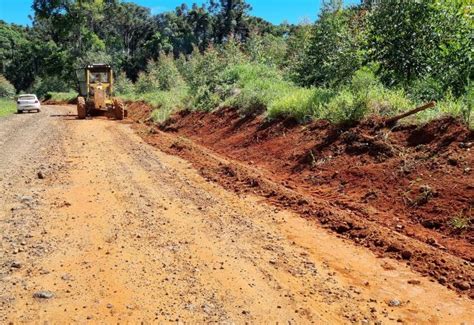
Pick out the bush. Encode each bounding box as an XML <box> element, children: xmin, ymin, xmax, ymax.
<box><xmin>0</xmin><ymin>74</ymin><xmax>16</xmax><ymax>97</ymax></box>
<box><xmin>222</xmin><ymin>63</ymin><xmax>283</xmax><ymax>88</ymax></box>
<box><xmin>246</xmin><ymin>33</ymin><xmax>287</xmax><ymax>68</ymax></box>
<box><xmin>408</xmin><ymin>77</ymin><xmax>444</xmax><ymax>102</ymax></box>
<box><xmin>219</xmin><ymin>38</ymin><xmax>248</xmax><ymax>67</ymax></box>
<box><xmin>419</xmin><ymin>90</ymin><xmax>472</xmax><ymax>128</ymax></box>
<box><xmin>151</xmin><ymin>89</ymin><xmax>188</xmax><ymax>123</ymax></box>
<box><xmin>365</xmin><ymin>87</ymin><xmax>412</xmax><ymax>117</ymax></box>
<box><xmin>295</xmin><ymin>7</ymin><xmax>367</xmax><ymax>87</ymax></box>
<box><xmin>175</xmin><ymin>54</ymin><xmax>192</xmax><ymax>83</ymax></box>
<box><xmin>222</xmin><ymin>63</ymin><xmax>295</xmax><ymax>116</ymax></box>
<box><xmin>368</xmin><ymin>0</ymin><xmax>471</xmax><ymax>95</ymax></box>
<box><xmin>114</xmin><ymin>71</ymin><xmax>135</xmax><ymax>95</ymax></box>
<box><xmin>135</xmin><ymin>71</ymin><xmax>157</xmax><ymax>94</ymax></box>
<box><xmin>229</xmin><ymin>78</ymin><xmax>295</xmax><ymax>117</ymax></box>
<box><xmin>187</xmin><ymin>47</ymin><xmax>228</xmax><ymax>111</ymax></box>
<box><xmin>324</xmin><ymin>89</ymin><xmax>360</xmax><ymax>123</ymax></box>
<box><xmin>126</xmin><ymin>85</ymin><xmax>189</xmax><ymax>123</ymax></box>
<box><xmin>462</xmin><ymin>85</ymin><xmax>473</xmax><ymax>127</ymax></box>
<box><xmin>349</xmin><ymin>66</ymin><xmax>381</xmax><ymax>94</ymax></box>
<box><xmin>134</xmin><ymin>54</ymin><xmax>184</xmax><ymax>95</ymax></box>
<box><xmin>147</xmin><ymin>53</ymin><xmax>184</xmax><ymax>91</ymax></box>
<box><xmin>321</xmin><ymin>67</ymin><xmax>377</xmax><ymax>124</ymax></box>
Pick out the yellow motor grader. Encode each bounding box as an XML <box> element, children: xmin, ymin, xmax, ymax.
<box><xmin>76</xmin><ymin>64</ymin><xmax>127</xmax><ymax>120</ymax></box>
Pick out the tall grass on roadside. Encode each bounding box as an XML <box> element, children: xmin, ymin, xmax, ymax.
<box><xmin>222</xmin><ymin>63</ymin><xmax>297</xmax><ymax>116</ymax></box>
<box><xmin>46</xmin><ymin>91</ymin><xmax>77</xmax><ymax>103</ymax></box>
<box><xmin>269</xmin><ymin>67</ymin><xmax>414</xmax><ymax>124</ymax></box>
<box><xmin>416</xmin><ymin>87</ymin><xmax>473</xmax><ymax>128</ymax></box>
<box><xmin>112</xmin><ymin>44</ymin><xmax>473</xmax><ymax>129</ymax></box>
<box><xmin>0</xmin><ymin>98</ymin><xmax>17</xmax><ymax>117</ymax></box>
<box><xmin>119</xmin><ymin>87</ymin><xmax>189</xmax><ymax>123</ymax></box>
<box><xmin>268</xmin><ymin>88</ymin><xmax>336</xmax><ymax>122</ymax></box>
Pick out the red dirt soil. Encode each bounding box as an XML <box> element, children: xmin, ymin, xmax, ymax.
<box><xmin>127</xmin><ymin>102</ymin><xmax>474</xmax><ymax>297</ymax></box>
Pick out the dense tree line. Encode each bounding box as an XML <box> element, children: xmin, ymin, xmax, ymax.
<box><xmin>0</xmin><ymin>0</ymin><xmax>471</xmax><ymax>121</ymax></box>
<box><xmin>1</xmin><ymin>0</ymin><xmax>284</xmax><ymax>94</ymax></box>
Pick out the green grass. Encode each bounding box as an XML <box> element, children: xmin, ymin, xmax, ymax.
<box><xmin>449</xmin><ymin>213</ymin><xmax>471</xmax><ymax>231</ymax></box>
<box><xmin>226</xmin><ymin>78</ymin><xmax>297</xmax><ymax>117</ymax></box>
<box><xmin>0</xmin><ymin>98</ymin><xmax>16</xmax><ymax>117</ymax></box>
<box><xmin>120</xmin><ymin>58</ymin><xmax>473</xmax><ymax>128</ymax></box>
<box><xmin>46</xmin><ymin>91</ymin><xmax>77</xmax><ymax>102</ymax></box>
<box><xmin>119</xmin><ymin>86</ymin><xmax>189</xmax><ymax>123</ymax></box>
<box><xmin>221</xmin><ymin>63</ymin><xmax>297</xmax><ymax>116</ymax></box>
<box><xmin>269</xmin><ymin>87</ymin><xmax>337</xmax><ymax>122</ymax></box>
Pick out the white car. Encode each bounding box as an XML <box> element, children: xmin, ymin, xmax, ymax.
<box><xmin>17</xmin><ymin>94</ymin><xmax>41</xmax><ymax>113</ymax></box>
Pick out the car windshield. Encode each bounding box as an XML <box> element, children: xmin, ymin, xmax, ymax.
<box><xmin>19</xmin><ymin>96</ymin><xmax>36</xmax><ymax>101</ymax></box>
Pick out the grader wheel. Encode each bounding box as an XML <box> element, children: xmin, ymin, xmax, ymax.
<box><xmin>113</xmin><ymin>99</ymin><xmax>125</xmax><ymax>120</ymax></box>
<box><xmin>77</xmin><ymin>97</ymin><xmax>86</xmax><ymax>119</ymax></box>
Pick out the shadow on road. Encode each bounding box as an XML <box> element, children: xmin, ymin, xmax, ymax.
<box><xmin>49</xmin><ymin>114</ymin><xmax>78</xmax><ymax>120</ymax></box>
<box><xmin>49</xmin><ymin>114</ymin><xmax>77</xmax><ymax>117</ymax></box>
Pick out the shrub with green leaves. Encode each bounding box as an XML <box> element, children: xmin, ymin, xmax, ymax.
<box><xmin>364</xmin><ymin>87</ymin><xmax>412</xmax><ymax>118</ymax></box>
<box><xmin>418</xmin><ymin>90</ymin><xmax>473</xmax><ymax>128</ymax></box>
<box><xmin>295</xmin><ymin>6</ymin><xmax>367</xmax><ymax>87</ymax></box>
<box><xmin>246</xmin><ymin>32</ymin><xmax>287</xmax><ymax>68</ymax></box>
<box><xmin>114</xmin><ymin>71</ymin><xmax>135</xmax><ymax>95</ymax></box>
<box><xmin>147</xmin><ymin>53</ymin><xmax>184</xmax><ymax>91</ymax></box>
<box><xmin>134</xmin><ymin>71</ymin><xmax>157</xmax><ymax>94</ymax></box>
<box><xmin>147</xmin><ymin>87</ymin><xmax>189</xmax><ymax>123</ymax></box>
<box><xmin>135</xmin><ymin>54</ymin><xmax>185</xmax><ymax>94</ymax></box>
<box><xmin>322</xmin><ymin>67</ymin><xmax>413</xmax><ymax>124</ymax></box>
<box><xmin>368</xmin><ymin>0</ymin><xmax>471</xmax><ymax>96</ymax></box>
<box><xmin>221</xmin><ymin>63</ymin><xmax>295</xmax><ymax>116</ymax></box>
<box><xmin>269</xmin><ymin>66</ymin><xmax>413</xmax><ymax>124</ymax></box>
<box><xmin>187</xmin><ymin>47</ymin><xmax>228</xmax><ymax>111</ymax></box>
<box><xmin>0</xmin><ymin>74</ymin><xmax>15</xmax><ymax>98</ymax></box>
<box><xmin>408</xmin><ymin>77</ymin><xmax>444</xmax><ymax>102</ymax></box>
<box><xmin>229</xmin><ymin>78</ymin><xmax>295</xmax><ymax>117</ymax></box>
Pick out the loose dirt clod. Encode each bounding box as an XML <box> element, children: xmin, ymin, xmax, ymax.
<box><xmin>33</xmin><ymin>291</ymin><xmax>54</xmax><ymax>299</ymax></box>
<box><xmin>37</xmin><ymin>171</ymin><xmax>45</xmax><ymax>179</ymax></box>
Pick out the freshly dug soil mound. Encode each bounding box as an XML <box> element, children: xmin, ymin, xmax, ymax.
<box><xmin>163</xmin><ymin>108</ymin><xmax>473</xmax><ymax>258</ymax></box>
<box><xmin>125</xmin><ymin>101</ymin><xmax>153</xmax><ymax>122</ymax></box>
<box><xmin>130</xmin><ymin>104</ymin><xmax>474</xmax><ymax>297</ymax></box>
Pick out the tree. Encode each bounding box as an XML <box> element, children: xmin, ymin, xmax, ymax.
<box><xmin>294</xmin><ymin>7</ymin><xmax>368</xmax><ymax>87</ymax></box>
<box><xmin>284</xmin><ymin>22</ymin><xmax>312</xmax><ymax>83</ymax></box>
<box><xmin>211</xmin><ymin>0</ymin><xmax>252</xmax><ymax>42</ymax></box>
<box><xmin>368</xmin><ymin>0</ymin><xmax>471</xmax><ymax>95</ymax></box>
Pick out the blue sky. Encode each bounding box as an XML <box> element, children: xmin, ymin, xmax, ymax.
<box><xmin>0</xmin><ymin>0</ymin><xmax>361</xmax><ymax>26</ymax></box>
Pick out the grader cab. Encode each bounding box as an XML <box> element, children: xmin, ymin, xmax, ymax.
<box><xmin>76</xmin><ymin>64</ymin><xmax>127</xmax><ymax>120</ymax></box>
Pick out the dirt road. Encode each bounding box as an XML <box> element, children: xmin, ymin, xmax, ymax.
<box><xmin>0</xmin><ymin>105</ymin><xmax>472</xmax><ymax>323</ymax></box>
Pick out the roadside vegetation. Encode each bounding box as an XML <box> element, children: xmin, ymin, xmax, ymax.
<box><xmin>0</xmin><ymin>75</ymin><xmax>16</xmax><ymax>116</ymax></box>
<box><xmin>0</xmin><ymin>98</ymin><xmax>16</xmax><ymax>117</ymax></box>
<box><xmin>45</xmin><ymin>91</ymin><xmax>77</xmax><ymax>103</ymax></box>
<box><xmin>0</xmin><ymin>0</ymin><xmax>472</xmax><ymax>126</ymax></box>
